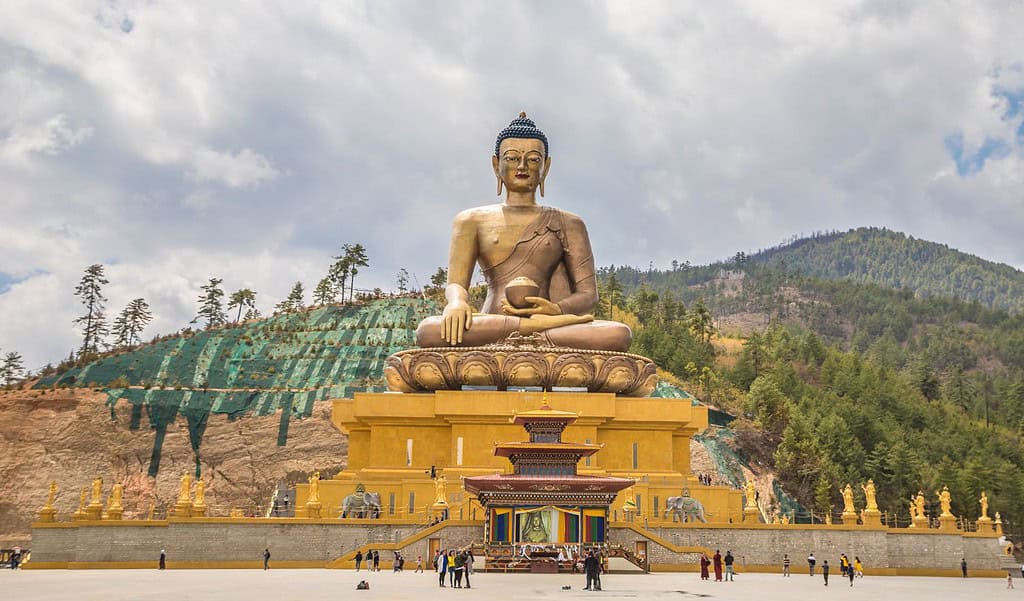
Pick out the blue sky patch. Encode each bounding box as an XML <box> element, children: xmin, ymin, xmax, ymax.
<box><xmin>944</xmin><ymin>132</ymin><xmax>1011</xmax><ymax>176</ymax></box>
<box><xmin>0</xmin><ymin>270</ymin><xmax>47</xmax><ymax>295</ymax></box>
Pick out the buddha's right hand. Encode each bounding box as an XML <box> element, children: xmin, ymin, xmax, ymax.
<box><xmin>441</xmin><ymin>300</ymin><xmax>474</xmax><ymax>344</ymax></box>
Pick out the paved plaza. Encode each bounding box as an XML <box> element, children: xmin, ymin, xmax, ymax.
<box><xmin>0</xmin><ymin>569</ymin><xmax>1015</xmax><ymax>601</ymax></box>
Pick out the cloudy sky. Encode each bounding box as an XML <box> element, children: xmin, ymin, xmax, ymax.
<box><xmin>2</xmin><ymin>1</ymin><xmax>1023</xmax><ymax>369</ymax></box>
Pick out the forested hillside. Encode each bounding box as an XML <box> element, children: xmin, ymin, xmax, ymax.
<box><xmin>599</xmin><ymin>256</ymin><xmax>1024</xmax><ymax>533</ymax></box>
<box><xmin>753</xmin><ymin>227</ymin><xmax>1024</xmax><ymax>313</ymax></box>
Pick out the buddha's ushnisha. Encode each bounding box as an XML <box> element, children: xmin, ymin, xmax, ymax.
<box><xmin>415</xmin><ymin>113</ymin><xmax>631</xmax><ymax>351</ymax></box>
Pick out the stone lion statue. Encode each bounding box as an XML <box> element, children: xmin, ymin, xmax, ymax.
<box><xmin>664</xmin><ymin>489</ymin><xmax>708</xmax><ymax>523</ymax></box>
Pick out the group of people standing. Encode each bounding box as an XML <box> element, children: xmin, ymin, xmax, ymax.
<box><xmin>806</xmin><ymin>552</ymin><xmax>863</xmax><ymax>586</ymax></box>
<box><xmin>435</xmin><ymin>548</ymin><xmax>474</xmax><ymax>588</ymax></box>
<box><xmin>353</xmin><ymin>549</ymin><xmax>380</xmax><ymax>572</ymax></box>
<box><xmin>698</xmin><ymin>549</ymin><xmax>734</xmax><ymax>581</ymax></box>
<box><xmin>696</xmin><ymin>473</ymin><xmax>714</xmax><ymax>486</ymax></box>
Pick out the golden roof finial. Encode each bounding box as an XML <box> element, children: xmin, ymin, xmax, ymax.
<box><xmin>519</xmin><ymin>111</ymin><xmax>527</xmax><ymax>118</ymax></box>
<box><xmin>540</xmin><ymin>389</ymin><xmax>550</xmax><ymax>409</ymax></box>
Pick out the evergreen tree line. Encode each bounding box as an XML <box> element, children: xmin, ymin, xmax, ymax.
<box><xmin>602</xmin><ymin>260</ymin><xmax>1024</xmax><ymax>535</ymax></box>
<box><xmin>752</xmin><ymin>227</ymin><xmax>1024</xmax><ymax>314</ymax></box>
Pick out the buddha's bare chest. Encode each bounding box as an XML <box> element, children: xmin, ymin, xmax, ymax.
<box><xmin>475</xmin><ymin>213</ymin><xmax>543</xmax><ymax>264</ymax></box>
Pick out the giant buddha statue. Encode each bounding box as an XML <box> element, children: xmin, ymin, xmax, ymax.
<box><xmin>415</xmin><ymin>112</ymin><xmax>631</xmax><ymax>351</ymax></box>
<box><xmin>386</xmin><ymin>113</ymin><xmax>656</xmax><ymax>396</ymax></box>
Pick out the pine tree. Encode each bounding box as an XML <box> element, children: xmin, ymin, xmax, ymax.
<box><xmin>227</xmin><ymin>288</ymin><xmax>257</xmax><ymax>323</ymax></box>
<box><xmin>604</xmin><ymin>272</ymin><xmax>622</xmax><ymax>320</ymax></box>
<box><xmin>1</xmin><ymin>351</ymin><xmax>26</xmax><ymax>385</ymax></box>
<box><xmin>112</xmin><ymin>298</ymin><xmax>153</xmax><ymax>348</ymax></box>
<box><xmin>312</xmin><ymin>277</ymin><xmax>334</xmax><ymax>306</ymax></box>
<box><xmin>193</xmin><ymin>278</ymin><xmax>227</xmax><ymax>328</ymax></box>
<box><xmin>396</xmin><ymin>268</ymin><xmax>410</xmax><ymax>293</ymax></box>
<box><xmin>275</xmin><ymin>282</ymin><xmax>304</xmax><ymax>314</ymax></box>
<box><xmin>73</xmin><ymin>264</ymin><xmax>109</xmax><ymax>356</ymax></box>
<box><xmin>244</xmin><ymin>307</ymin><xmax>262</xmax><ymax>321</ymax></box>
<box><xmin>345</xmin><ymin>243</ymin><xmax>370</xmax><ymax>302</ymax></box>
<box><xmin>430</xmin><ymin>267</ymin><xmax>448</xmax><ymax>289</ymax></box>
<box><xmin>329</xmin><ymin>253</ymin><xmax>351</xmax><ymax>302</ymax></box>
<box><xmin>687</xmin><ymin>298</ymin><xmax>716</xmax><ymax>344</ymax></box>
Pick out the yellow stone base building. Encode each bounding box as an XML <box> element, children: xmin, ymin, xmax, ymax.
<box><xmin>293</xmin><ymin>390</ymin><xmax>743</xmax><ymax>524</ymax></box>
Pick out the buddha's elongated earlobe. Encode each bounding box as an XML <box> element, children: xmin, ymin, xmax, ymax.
<box><xmin>540</xmin><ymin>155</ymin><xmax>552</xmax><ymax>197</ymax></box>
<box><xmin>492</xmin><ymin>154</ymin><xmax>503</xmax><ymax>196</ymax></box>
<box><xmin>496</xmin><ymin>177</ymin><xmax>504</xmax><ymax>196</ymax></box>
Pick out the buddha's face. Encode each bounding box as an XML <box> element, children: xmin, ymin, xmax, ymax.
<box><xmin>493</xmin><ymin>138</ymin><xmax>550</xmax><ymax>194</ymax></box>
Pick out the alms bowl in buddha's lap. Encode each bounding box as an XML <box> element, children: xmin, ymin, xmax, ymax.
<box><xmin>505</xmin><ymin>276</ymin><xmax>541</xmax><ymax>309</ymax></box>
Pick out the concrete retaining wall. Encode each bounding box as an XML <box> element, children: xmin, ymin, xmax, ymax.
<box><xmin>29</xmin><ymin>520</ymin><xmax>1004</xmax><ymax>574</ymax></box>
<box><xmin>607</xmin><ymin>523</ymin><xmax>1004</xmax><ymax>574</ymax></box>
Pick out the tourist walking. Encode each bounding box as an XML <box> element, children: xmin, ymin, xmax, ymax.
<box><xmin>961</xmin><ymin>558</ymin><xmax>968</xmax><ymax>578</ymax></box>
<box><xmin>465</xmin><ymin>550</ymin><xmax>474</xmax><ymax>588</ymax></box>
<box><xmin>263</xmin><ymin>547</ymin><xmax>271</xmax><ymax>570</ymax></box>
<box><xmin>822</xmin><ymin>560</ymin><xmax>830</xmax><ymax>586</ymax></box>
<box><xmin>355</xmin><ymin>550</ymin><xmax>363</xmax><ymax>572</ymax></box>
<box><xmin>840</xmin><ymin>553</ymin><xmax>849</xmax><ymax>577</ymax></box>
<box><xmin>854</xmin><ymin>556</ymin><xmax>863</xmax><ymax>577</ymax></box>
<box><xmin>713</xmin><ymin>550</ymin><xmax>723</xmax><ymax>582</ymax></box>
<box><xmin>449</xmin><ymin>550</ymin><xmax>457</xmax><ymax>587</ymax></box>
<box><xmin>848</xmin><ymin>561</ymin><xmax>855</xmax><ymax>586</ymax></box>
<box><xmin>1009</xmin><ymin>572</ymin><xmax>1016</xmax><ymax>589</ymax></box>
<box><xmin>782</xmin><ymin>553</ymin><xmax>791</xmax><ymax>576</ymax></box>
<box><xmin>158</xmin><ymin>549</ymin><xmax>166</xmax><ymax>570</ymax></box>
<box><xmin>415</xmin><ymin>554</ymin><xmax>423</xmax><ymax>572</ymax></box>
<box><xmin>807</xmin><ymin>552</ymin><xmax>816</xmax><ymax>576</ymax></box>
<box><xmin>372</xmin><ymin>549</ymin><xmax>380</xmax><ymax>571</ymax></box>
<box><xmin>437</xmin><ymin>549</ymin><xmax>449</xmax><ymax>587</ymax></box>
<box><xmin>700</xmin><ymin>553</ymin><xmax>710</xmax><ymax>580</ymax></box>
<box><xmin>724</xmin><ymin>550</ymin><xmax>735</xmax><ymax>581</ymax></box>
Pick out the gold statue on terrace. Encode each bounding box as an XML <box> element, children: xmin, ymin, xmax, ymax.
<box><xmin>936</xmin><ymin>485</ymin><xmax>953</xmax><ymax>517</ymax></box>
<box><xmin>388</xmin><ymin>113</ymin><xmax>657</xmax><ymax>396</ymax></box>
<box><xmin>840</xmin><ymin>484</ymin><xmax>855</xmax><ymax>514</ymax></box>
<box><xmin>178</xmin><ymin>473</ymin><xmax>193</xmax><ymax>504</ymax></box>
<box><xmin>415</xmin><ymin>112</ymin><xmax>630</xmax><ymax>351</ymax></box>
<box><xmin>862</xmin><ymin>479</ymin><xmax>878</xmax><ymax>511</ymax></box>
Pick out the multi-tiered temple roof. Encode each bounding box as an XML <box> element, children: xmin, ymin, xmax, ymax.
<box><xmin>464</xmin><ymin>397</ymin><xmax>632</xmax><ymax>507</ymax></box>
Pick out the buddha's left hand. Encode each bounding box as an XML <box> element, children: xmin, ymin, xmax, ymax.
<box><xmin>501</xmin><ymin>296</ymin><xmax>562</xmax><ymax>317</ymax></box>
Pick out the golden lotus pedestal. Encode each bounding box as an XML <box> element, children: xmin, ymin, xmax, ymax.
<box><xmin>304</xmin><ymin>501</ymin><xmax>322</xmax><ymax>519</ymax></box>
<box><xmin>938</xmin><ymin>514</ymin><xmax>958</xmax><ymax>531</ymax></box>
<box><xmin>976</xmin><ymin>516</ymin><xmax>994</xmax><ymax>534</ymax></box>
<box><xmin>173</xmin><ymin>502</ymin><xmax>192</xmax><ymax>518</ymax></box>
<box><xmin>191</xmin><ymin>503</ymin><xmax>207</xmax><ymax>518</ymax></box>
<box><xmin>37</xmin><ymin>508</ymin><xmax>56</xmax><ymax>523</ymax></box>
<box><xmin>860</xmin><ymin>509</ymin><xmax>882</xmax><ymax>527</ymax></box>
<box><xmin>743</xmin><ymin>507</ymin><xmax>760</xmax><ymax>523</ymax></box>
<box><xmin>910</xmin><ymin>515</ymin><xmax>929</xmax><ymax>529</ymax></box>
<box><xmin>840</xmin><ymin>511</ymin><xmax>859</xmax><ymax>525</ymax></box>
<box><xmin>383</xmin><ymin>344</ymin><xmax>658</xmax><ymax>397</ymax></box>
<box><xmin>105</xmin><ymin>508</ymin><xmax>123</xmax><ymax>521</ymax></box>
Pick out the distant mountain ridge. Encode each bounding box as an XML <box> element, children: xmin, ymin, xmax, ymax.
<box><xmin>750</xmin><ymin>227</ymin><xmax>1024</xmax><ymax>313</ymax></box>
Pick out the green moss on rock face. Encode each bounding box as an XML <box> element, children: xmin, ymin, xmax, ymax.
<box><xmin>34</xmin><ymin>298</ymin><xmax>438</xmax><ymax>476</ymax></box>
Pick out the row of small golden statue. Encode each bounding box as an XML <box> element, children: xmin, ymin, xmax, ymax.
<box><xmin>836</xmin><ymin>482</ymin><xmax>1000</xmax><ymax>533</ymax></box>
<box><xmin>37</xmin><ymin>478</ymin><xmax>124</xmax><ymax>522</ymax></box>
<box><xmin>172</xmin><ymin>472</ymin><xmax>207</xmax><ymax>518</ymax></box>
<box><xmin>38</xmin><ymin>473</ymin><xmax>212</xmax><ymax>522</ymax></box>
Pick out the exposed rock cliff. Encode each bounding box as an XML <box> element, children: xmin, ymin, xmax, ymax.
<box><xmin>0</xmin><ymin>389</ymin><xmax>345</xmax><ymax>546</ymax></box>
